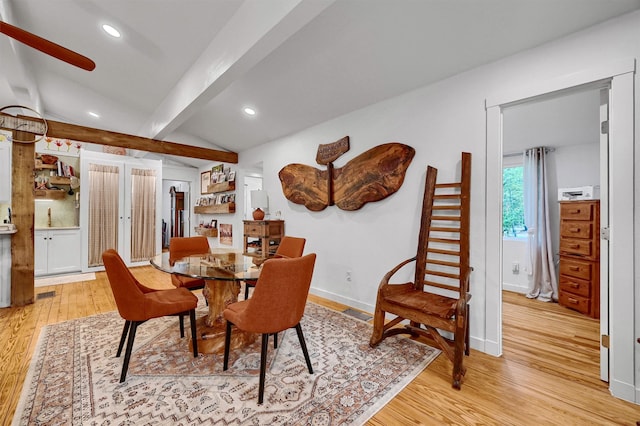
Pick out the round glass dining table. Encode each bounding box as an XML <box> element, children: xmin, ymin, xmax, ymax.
<box><xmin>150</xmin><ymin>249</ymin><xmax>261</xmax><ymax>354</ymax></box>
<box><xmin>150</xmin><ymin>248</ymin><xmax>260</xmax><ymax>283</ymax></box>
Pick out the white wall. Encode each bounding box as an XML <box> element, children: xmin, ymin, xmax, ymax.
<box><xmin>238</xmin><ymin>10</ymin><xmax>639</xmax><ymax>401</ymax></box>
<box><xmin>502</xmin><ymin>239</ymin><xmax>529</xmax><ymax>293</ymax></box>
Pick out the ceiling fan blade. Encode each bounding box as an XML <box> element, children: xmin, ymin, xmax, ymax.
<box><xmin>0</xmin><ymin>21</ymin><xmax>95</xmax><ymax>71</ymax></box>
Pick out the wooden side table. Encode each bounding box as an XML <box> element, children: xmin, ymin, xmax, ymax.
<box><xmin>243</xmin><ymin>220</ymin><xmax>284</xmax><ymax>264</ymax></box>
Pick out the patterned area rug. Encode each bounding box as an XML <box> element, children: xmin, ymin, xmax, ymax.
<box><xmin>13</xmin><ymin>299</ymin><xmax>439</xmax><ymax>425</ymax></box>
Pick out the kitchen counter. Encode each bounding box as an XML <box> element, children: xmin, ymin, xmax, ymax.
<box><xmin>34</xmin><ymin>226</ymin><xmax>80</xmax><ymax>231</ymax></box>
<box><xmin>0</xmin><ymin>224</ymin><xmax>17</xmax><ymax>235</ymax></box>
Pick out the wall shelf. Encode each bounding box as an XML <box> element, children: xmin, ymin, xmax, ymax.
<box><xmin>34</xmin><ymin>162</ymin><xmax>57</xmax><ymax>170</ymax></box>
<box><xmin>194</xmin><ymin>202</ymin><xmax>236</xmax><ymax>215</ymax></box>
<box><xmin>194</xmin><ymin>227</ymin><xmax>218</xmax><ymax>237</ymax></box>
<box><xmin>206</xmin><ymin>180</ymin><xmax>235</xmax><ymax>194</ymax></box>
<box><xmin>49</xmin><ymin>176</ymin><xmax>70</xmax><ymax>185</ymax></box>
<box><xmin>34</xmin><ymin>189</ymin><xmax>66</xmax><ymax>200</ymax></box>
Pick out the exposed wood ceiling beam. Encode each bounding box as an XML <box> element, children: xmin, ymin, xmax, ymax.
<box><xmin>0</xmin><ymin>113</ymin><xmax>238</xmax><ymax>163</ymax></box>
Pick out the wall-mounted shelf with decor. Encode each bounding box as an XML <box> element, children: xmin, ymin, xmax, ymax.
<box><xmin>194</xmin><ymin>227</ymin><xmax>218</xmax><ymax>237</ymax></box>
<box><xmin>34</xmin><ymin>189</ymin><xmax>66</xmax><ymax>200</ymax></box>
<box><xmin>194</xmin><ymin>202</ymin><xmax>236</xmax><ymax>215</ymax></box>
<box><xmin>207</xmin><ymin>180</ymin><xmax>235</xmax><ymax>194</ymax></box>
<box><xmin>48</xmin><ymin>176</ymin><xmax>70</xmax><ymax>185</ymax></box>
<box><xmin>34</xmin><ymin>162</ymin><xmax>57</xmax><ymax>170</ymax></box>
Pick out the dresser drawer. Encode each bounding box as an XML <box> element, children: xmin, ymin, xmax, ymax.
<box><xmin>559</xmin><ymin>238</ymin><xmax>593</xmax><ymax>257</ymax></box>
<box><xmin>559</xmin><ymin>275</ymin><xmax>591</xmax><ymax>298</ymax></box>
<box><xmin>560</xmin><ymin>202</ymin><xmax>594</xmax><ymax>221</ymax></box>
<box><xmin>559</xmin><ymin>291</ymin><xmax>591</xmax><ymax>315</ymax></box>
<box><xmin>560</xmin><ymin>221</ymin><xmax>593</xmax><ymax>239</ymax></box>
<box><xmin>244</xmin><ymin>222</ymin><xmax>267</xmax><ymax>237</ymax></box>
<box><xmin>559</xmin><ymin>257</ymin><xmax>592</xmax><ymax>281</ymax></box>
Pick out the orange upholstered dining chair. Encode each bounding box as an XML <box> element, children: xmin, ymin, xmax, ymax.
<box><xmin>223</xmin><ymin>253</ymin><xmax>316</xmax><ymax>404</ymax></box>
<box><xmin>169</xmin><ymin>236</ymin><xmax>210</xmax><ymax>291</ymax></box>
<box><xmin>243</xmin><ymin>236</ymin><xmax>306</xmax><ymax>300</ymax></box>
<box><xmin>102</xmin><ymin>249</ymin><xmax>199</xmax><ymax>383</ymax></box>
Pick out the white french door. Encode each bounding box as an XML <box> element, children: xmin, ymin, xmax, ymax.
<box><xmin>80</xmin><ymin>150</ymin><xmax>162</xmax><ymax>270</ymax></box>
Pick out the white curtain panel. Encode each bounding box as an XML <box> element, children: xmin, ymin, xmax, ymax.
<box><xmin>88</xmin><ymin>164</ymin><xmax>119</xmax><ymax>267</ymax></box>
<box><xmin>523</xmin><ymin>147</ymin><xmax>558</xmax><ymax>302</ymax></box>
<box><xmin>130</xmin><ymin>168</ymin><xmax>157</xmax><ymax>262</ymax></box>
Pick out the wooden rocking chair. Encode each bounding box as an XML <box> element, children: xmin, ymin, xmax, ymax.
<box><xmin>370</xmin><ymin>152</ymin><xmax>472</xmax><ymax>389</ymax></box>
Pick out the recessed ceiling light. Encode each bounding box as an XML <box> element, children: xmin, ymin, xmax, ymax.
<box><xmin>88</xmin><ymin>111</ymin><xmax>100</xmax><ymax>118</ymax></box>
<box><xmin>102</xmin><ymin>24</ymin><xmax>121</xmax><ymax>38</ymax></box>
<box><xmin>243</xmin><ymin>107</ymin><xmax>256</xmax><ymax>116</ymax></box>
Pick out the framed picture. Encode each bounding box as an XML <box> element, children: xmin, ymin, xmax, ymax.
<box><xmin>219</xmin><ymin>223</ymin><xmax>232</xmax><ymax>245</ymax></box>
<box><xmin>201</xmin><ymin>171</ymin><xmax>211</xmax><ymax>194</ymax></box>
<box><xmin>210</xmin><ymin>219</ymin><xmax>217</xmax><ymax>229</ymax></box>
<box><xmin>228</xmin><ymin>171</ymin><xmax>236</xmax><ymax>182</ymax></box>
<box><xmin>212</xmin><ymin>164</ymin><xmax>224</xmax><ymax>174</ymax></box>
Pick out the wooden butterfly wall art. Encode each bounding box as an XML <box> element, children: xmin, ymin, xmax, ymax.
<box><xmin>278</xmin><ymin>136</ymin><xmax>415</xmax><ymax>211</ymax></box>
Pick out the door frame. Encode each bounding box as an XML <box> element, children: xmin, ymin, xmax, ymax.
<box><xmin>485</xmin><ymin>58</ymin><xmax>636</xmax><ymax>402</ymax></box>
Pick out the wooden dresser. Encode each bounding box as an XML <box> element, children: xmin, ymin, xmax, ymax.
<box><xmin>558</xmin><ymin>200</ymin><xmax>600</xmax><ymax>318</ymax></box>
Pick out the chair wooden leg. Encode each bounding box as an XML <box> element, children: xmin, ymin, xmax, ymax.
<box><xmin>116</xmin><ymin>320</ymin><xmax>131</xmax><ymax>357</ymax></box>
<box><xmin>295</xmin><ymin>323</ymin><xmax>313</xmax><ymax>374</ymax></box>
<box><xmin>223</xmin><ymin>321</ymin><xmax>232</xmax><ymax>371</ymax></box>
<box><xmin>465</xmin><ymin>303</ymin><xmax>470</xmax><ymax>356</ymax></box>
<box><xmin>120</xmin><ymin>321</ymin><xmax>140</xmax><ymax>383</ymax></box>
<box><xmin>189</xmin><ymin>309</ymin><xmax>198</xmax><ymax>357</ymax></box>
<box><xmin>452</xmin><ymin>310</ymin><xmax>468</xmax><ymax>389</ymax></box>
<box><xmin>369</xmin><ymin>302</ymin><xmax>386</xmax><ymax>347</ymax></box>
<box><xmin>244</xmin><ymin>282</ymin><xmax>250</xmax><ymax>300</ymax></box>
<box><xmin>258</xmin><ymin>333</ymin><xmax>269</xmax><ymax>405</ymax></box>
<box><xmin>179</xmin><ymin>314</ymin><xmax>185</xmax><ymax>338</ymax></box>
<box><xmin>273</xmin><ymin>332</ymin><xmax>278</xmax><ymax>348</ymax></box>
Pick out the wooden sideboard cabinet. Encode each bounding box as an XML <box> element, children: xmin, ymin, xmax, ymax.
<box><xmin>558</xmin><ymin>200</ymin><xmax>600</xmax><ymax>318</ymax></box>
<box><xmin>243</xmin><ymin>220</ymin><xmax>284</xmax><ymax>263</ymax></box>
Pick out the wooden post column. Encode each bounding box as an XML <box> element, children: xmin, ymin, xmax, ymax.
<box><xmin>11</xmin><ymin>131</ymin><xmax>35</xmax><ymax>306</ymax></box>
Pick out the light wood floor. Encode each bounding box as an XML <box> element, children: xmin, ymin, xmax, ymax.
<box><xmin>1</xmin><ymin>267</ymin><xmax>638</xmax><ymax>425</ymax></box>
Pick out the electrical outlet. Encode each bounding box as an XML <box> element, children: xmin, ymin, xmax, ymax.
<box><xmin>512</xmin><ymin>262</ymin><xmax>519</xmax><ymax>274</ymax></box>
<box><xmin>346</xmin><ymin>270</ymin><xmax>352</xmax><ymax>282</ymax></box>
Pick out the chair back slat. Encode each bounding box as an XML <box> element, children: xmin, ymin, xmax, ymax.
<box><xmin>415</xmin><ymin>152</ymin><xmax>471</xmax><ymax>299</ymax></box>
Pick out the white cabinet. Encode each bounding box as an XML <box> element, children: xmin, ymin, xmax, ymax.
<box><xmin>35</xmin><ymin>228</ymin><xmax>82</xmax><ymax>276</ymax></box>
<box><xmin>0</xmin><ymin>230</ymin><xmax>15</xmax><ymax>307</ymax></box>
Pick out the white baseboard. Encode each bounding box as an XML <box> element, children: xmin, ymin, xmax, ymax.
<box><xmin>35</xmin><ymin>272</ymin><xmax>96</xmax><ymax>287</ymax></box>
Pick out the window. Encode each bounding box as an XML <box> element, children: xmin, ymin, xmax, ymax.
<box><xmin>502</xmin><ymin>165</ymin><xmax>527</xmax><ymax>238</ymax></box>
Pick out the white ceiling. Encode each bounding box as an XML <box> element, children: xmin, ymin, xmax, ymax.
<box><xmin>503</xmin><ymin>88</ymin><xmax>602</xmax><ymax>154</ymax></box>
<box><xmin>1</xmin><ymin>0</ymin><xmax>639</xmax><ymax>167</ymax></box>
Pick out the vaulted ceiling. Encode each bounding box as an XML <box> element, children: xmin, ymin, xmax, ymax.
<box><xmin>1</xmin><ymin>0</ymin><xmax>639</xmax><ymax>167</ymax></box>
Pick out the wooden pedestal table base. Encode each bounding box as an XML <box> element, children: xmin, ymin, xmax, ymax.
<box><xmin>194</xmin><ymin>278</ymin><xmax>257</xmax><ymax>354</ymax></box>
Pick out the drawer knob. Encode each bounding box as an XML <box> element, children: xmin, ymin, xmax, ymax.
<box><xmin>569</xmin><ymin>209</ymin><xmax>581</xmax><ymax>214</ymax></box>
<box><xmin>569</xmin><ymin>244</ymin><xmax>579</xmax><ymax>249</ymax></box>
<box><xmin>569</xmin><ymin>228</ymin><xmax>580</xmax><ymax>233</ymax></box>
<box><xmin>568</xmin><ymin>297</ymin><xmax>579</xmax><ymax>304</ymax></box>
<box><xmin>569</xmin><ymin>282</ymin><xmax>579</xmax><ymax>288</ymax></box>
<box><xmin>569</xmin><ymin>266</ymin><xmax>580</xmax><ymax>271</ymax></box>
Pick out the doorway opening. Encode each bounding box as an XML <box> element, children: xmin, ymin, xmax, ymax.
<box><xmin>500</xmin><ymin>85</ymin><xmax>605</xmax><ymax>382</ymax></box>
<box><xmin>162</xmin><ymin>179</ymin><xmax>191</xmax><ymax>248</ymax></box>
